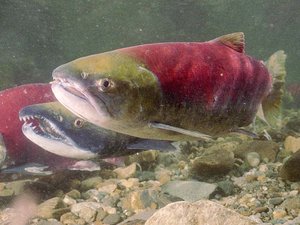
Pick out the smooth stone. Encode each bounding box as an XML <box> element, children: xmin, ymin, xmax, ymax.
<box><xmin>155</xmin><ymin>169</ymin><xmax>171</xmax><ymax>185</ymax></box>
<box><xmin>63</xmin><ymin>195</ymin><xmax>77</xmax><ymax>206</ymax></box>
<box><xmin>114</xmin><ymin>163</ymin><xmax>137</xmax><ymax>179</ymax></box>
<box><xmin>34</xmin><ymin>221</ymin><xmax>63</xmax><ymax>225</ymax></box>
<box><xmin>273</xmin><ymin>209</ymin><xmax>287</xmax><ymax>219</ymax></box>
<box><xmin>280</xmin><ymin>197</ymin><xmax>300</xmax><ymax>211</ymax></box>
<box><xmin>96</xmin><ymin>207</ymin><xmax>108</xmax><ymax>221</ymax></box>
<box><xmin>71</xmin><ymin>202</ymin><xmax>102</xmax><ymax>223</ymax></box>
<box><xmin>284</xmin><ymin>136</ymin><xmax>300</xmax><ymax>153</ymax></box>
<box><xmin>279</xmin><ymin>150</ymin><xmax>300</xmax><ymax>181</ymax></box>
<box><xmin>37</xmin><ymin>197</ymin><xmax>67</xmax><ymax>220</ymax></box>
<box><xmin>136</xmin><ymin>171</ymin><xmax>156</xmax><ymax>181</ymax></box>
<box><xmin>162</xmin><ymin>180</ymin><xmax>217</xmax><ymax>202</ymax></box>
<box><xmin>65</xmin><ymin>189</ymin><xmax>81</xmax><ymax>199</ymax></box>
<box><xmin>0</xmin><ymin>188</ymin><xmax>14</xmax><ymax>196</ymax></box>
<box><xmin>102</xmin><ymin>213</ymin><xmax>122</xmax><ymax>225</ymax></box>
<box><xmin>119</xmin><ymin>178</ymin><xmax>139</xmax><ymax>189</ymax></box>
<box><xmin>268</xmin><ymin>197</ymin><xmax>284</xmax><ymax>206</ymax></box>
<box><xmin>118</xmin><ymin>210</ymin><xmax>156</xmax><ymax>225</ymax></box>
<box><xmin>246</xmin><ymin>152</ymin><xmax>261</xmax><ymax>167</ymax></box>
<box><xmin>190</xmin><ymin>143</ymin><xmax>235</xmax><ymax>177</ymax></box>
<box><xmin>80</xmin><ymin>177</ymin><xmax>103</xmax><ymax>191</ymax></box>
<box><xmin>60</xmin><ymin>212</ymin><xmax>86</xmax><ymax>225</ymax></box>
<box><xmin>97</xmin><ymin>183</ymin><xmax>117</xmax><ymax>194</ymax></box>
<box><xmin>145</xmin><ymin>200</ymin><xmax>259</xmax><ymax>225</ymax></box>
<box><xmin>120</xmin><ymin>189</ymin><xmax>160</xmax><ymax>212</ymax></box>
<box><xmin>234</xmin><ymin>140</ymin><xmax>279</xmax><ymax>162</ymax></box>
<box><xmin>217</xmin><ymin>180</ymin><xmax>235</xmax><ymax>196</ymax></box>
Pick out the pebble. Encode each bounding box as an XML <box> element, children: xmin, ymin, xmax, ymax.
<box><xmin>162</xmin><ymin>180</ymin><xmax>217</xmax><ymax>202</ymax></box>
<box><xmin>246</xmin><ymin>152</ymin><xmax>261</xmax><ymax>167</ymax></box>
<box><xmin>273</xmin><ymin>209</ymin><xmax>287</xmax><ymax>219</ymax></box>
<box><xmin>60</xmin><ymin>212</ymin><xmax>86</xmax><ymax>225</ymax></box>
<box><xmin>114</xmin><ymin>163</ymin><xmax>137</xmax><ymax>179</ymax></box>
<box><xmin>71</xmin><ymin>202</ymin><xmax>102</xmax><ymax>223</ymax></box>
<box><xmin>284</xmin><ymin>136</ymin><xmax>300</xmax><ymax>153</ymax></box>
<box><xmin>269</xmin><ymin>197</ymin><xmax>284</xmax><ymax>206</ymax></box>
<box><xmin>80</xmin><ymin>177</ymin><xmax>103</xmax><ymax>191</ymax></box>
<box><xmin>103</xmin><ymin>213</ymin><xmax>122</xmax><ymax>225</ymax></box>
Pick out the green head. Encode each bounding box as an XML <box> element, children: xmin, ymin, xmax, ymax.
<box><xmin>51</xmin><ymin>51</ymin><xmax>161</xmax><ymax>129</ymax></box>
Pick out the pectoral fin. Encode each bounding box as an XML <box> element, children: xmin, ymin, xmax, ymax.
<box><xmin>149</xmin><ymin>122</ymin><xmax>212</xmax><ymax>141</ymax></box>
<box><xmin>67</xmin><ymin>160</ymin><xmax>101</xmax><ymax>171</ymax></box>
<box><xmin>127</xmin><ymin>139</ymin><xmax>177</xmax><ymax>151</ymax></box>
<box><xmin>1</xmin><ymin>163</ymin><xmax>53</xmax><ymax>176</ymax></box>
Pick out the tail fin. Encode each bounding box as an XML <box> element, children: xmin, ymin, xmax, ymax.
<box><xmin>262</xmin><ymin>50</ymin><xmax>287</xmax><ymax>127</ymax></box>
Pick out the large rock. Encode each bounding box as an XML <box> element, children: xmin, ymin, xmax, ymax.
<box><xmin>190</xmin><ymin>143</ymin><xmax>235</xmax><ymax>177</ymax></box>
<box><xmin>284</xmin><ymin>136</ymin><xmax>300</xmax><ymax>153</ymax></box>
<box><xmin>279</xmin><ymin>150</ymin><xmax>300</xmax><ymax>181</ymax></box>
<box><xmin>234</xmin><ymin>140</ymin><xmax>279</xmax><ymax>162</ymax></box>
<box><xmin>162</xmin><ymin>180</ymin><xmax>217</xmax><ymax>202</ymax></box>
<box><xmin>145</xmin><ymin>200</ymin><xmax>259</xmax><ymax>225</ymax></box>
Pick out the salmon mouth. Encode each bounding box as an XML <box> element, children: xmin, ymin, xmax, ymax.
<box><xmin>20</xmin><ymin>114</ymin><xmax>68</xmax><ymax>144</ymax></box>
<box><xmin>51</xmin><ymin>78</ymin><xmax>111</xmax><ymax>123</ymax></box>
<box><xmin>19</xmin><ymin>109</ymin><xmax>97</xmax><ymax>160</ymax></box>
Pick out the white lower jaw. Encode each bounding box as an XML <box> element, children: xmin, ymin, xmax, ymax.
<box><xmin>51</xmin><ymin>83</ymin><xmax>109</xmax><ymax>127</ymax></box>
<box><xmin>22</xmin><ymin>126</ymin><xmax>97</xmax><ymax>160</ymax></box>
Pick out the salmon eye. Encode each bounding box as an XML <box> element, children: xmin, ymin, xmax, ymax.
<box><xmin>74</xmin><ymin>118</ymin><xmax>84</xmax><ymax>128</ymax></box>
<box><xmin>98</xmin><ymin>78</ymin><xmax>114</xmax><ymax>92</ymax></box>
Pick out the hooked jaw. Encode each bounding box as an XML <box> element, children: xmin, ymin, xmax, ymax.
<box><xmin>19</xmin><ymin>107</ymin><xmax>98</xmax><ymax>160</ymax></box>
<box><xmin>51</xmin><ymin>65</ymin><xmax>111</xmax><ymax>126</ymax></box>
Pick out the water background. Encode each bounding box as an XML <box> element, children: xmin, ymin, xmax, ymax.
<box><xmin>0</xmin><ymin>0</ymin><xmax>299</xmax><ymax>90</ymax></box>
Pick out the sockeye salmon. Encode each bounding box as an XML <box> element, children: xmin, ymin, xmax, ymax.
<box><xmin>51</xmin><ymin>33</ymin><xmax>286</xmax><ymax>141</ymax></box>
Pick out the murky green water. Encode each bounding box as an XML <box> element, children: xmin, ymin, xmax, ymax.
<box><xmin>0</xmin><ymin>1</ymin><xmax>300</xmax><ymax>224</ymax></box>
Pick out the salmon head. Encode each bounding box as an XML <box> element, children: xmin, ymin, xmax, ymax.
<box><xmin>51</xmin><ymin>51</ymin><xmax>162</xmax><ymax>134</ymax></box>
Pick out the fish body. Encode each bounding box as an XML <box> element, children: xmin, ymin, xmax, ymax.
<box><xmin>0</xmin><ymin>83</ymin><xmax>80</xmax><ymax>174</ymax></box>
<box><xmin>51</xmin><ymin>33</ymin><xmax>276</xmax><ymax>141</ymax></box>
<box><xmin>19</xmin><ymin>102</ymin><xmax>175</xmax><ymax>160</ymax></box>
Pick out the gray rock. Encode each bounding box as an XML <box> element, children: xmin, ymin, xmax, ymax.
<box><xmin>217</xmin><ymin>180</ymin><xmax>235</xmax><ymax>196</ymax></box>
<box><xmin>103</xmin><ymin>213</ymin><xmax>122</xmax><ymax>225</ymax></box>
<box><xmin>145</xmin><ymin>200</ymin><xmax>259</xmax><ymax>225</ymax></box>
<box><xmin>162</xmin><ymin>180</ymin><xmax>217</xmax><ymax>202</ymax></box>
<box><xmin>280</xmin><ymin>150</ymin><xmax>300</xmax><ymax>181</ymax></box>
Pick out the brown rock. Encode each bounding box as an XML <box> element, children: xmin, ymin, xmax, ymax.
<box><xmin>37</xmin><ymin>197</ymin><xmax>68</xmax><ymax>219</ymax></box>
<box><xmin>191</xmin><ymin>144</ymin><xmax>235</xmax><ymax>177</ymax></box>
<box><xmin>145</xmin><ymin>200</ymin><xmax>258</xmax><ymax>225</ymax></box>
<box><xmin>234</xmin><ymin>140</ymin><xmax>279</xmax><ymax>162</ymax></box>
<box><xmin>280</xmin><ymin>151</ymin><xmax>300</xmax><ymax>181</ymax></box>
<box><xmin>114</xmin><ymin>163</ymin><xmax>137</xmax><ymax>179</ymax></box>
<box><xmin>284</xmin><ymin>136</ymin><xmax>300</xmax><ymax>153</ymax></box>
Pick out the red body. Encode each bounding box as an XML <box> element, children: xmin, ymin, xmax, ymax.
<box><xmin>0</xmin><ymin>83</ymin><xmax>76</xmax><ymax>170</ymax></box>
<box><xmin>122</xmin><ymin>41</ymin><xmax>272</xmax><ymax>129</ymax></box>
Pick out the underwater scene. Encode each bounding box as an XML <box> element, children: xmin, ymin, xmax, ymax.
<box><xmin>0</xmin><ymin>1</ymin><xmax>300</xmax><ymax>224</ymax></box>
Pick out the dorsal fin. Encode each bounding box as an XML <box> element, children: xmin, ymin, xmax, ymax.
<box><xmin>212</xmin><ymin>32</ymin><xmax>245</xmax><ymax>53</ymax></box>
